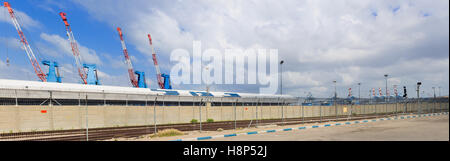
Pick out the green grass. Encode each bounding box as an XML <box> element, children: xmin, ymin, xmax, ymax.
<box><xmin>190</xmin><ymin>119</ymin><xmax>198</xmax><ymax>124</ymax></box>
<box><xmin>206</xmin><ymin>118</ymin><xmax>214</xmax><ymax>123</ymax></box>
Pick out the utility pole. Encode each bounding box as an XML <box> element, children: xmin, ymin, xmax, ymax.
<box><xmin>416</xmin><ymin>82</ymin><xmax>422</xmax><ymax>114</ymax></box>
<box><xmin>432</xmin><ymin>87</ymin><xmax>436</xmax><ymax>113</ymax></box>
<box><xmin>384</xmin><ymin>74</ymin><xmax>388</xmax><ymax>116</ymax></box>
<box><xmin>280</xmin><ymin>60</ymin><xmax>284</xmax><ymax>95</ymax></box>
<box><xmin>358</xmin><ymin>82</ymin><xmax>362</xmax><ymax>114</ymax></box>
<box><xmin>438</xmin><ymin>86</ymin><xmax>442</xmax><ymax>112</ymax></box>
<box><xmin>358</xmin><ymin>82</ymin><xmax>361</xmax><ymax>103</ymax></box>
<box><xmin>333</xmin><ymin>80</ymin><xmax>337</xmax><ymax>121</ymax></box>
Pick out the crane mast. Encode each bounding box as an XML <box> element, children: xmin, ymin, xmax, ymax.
<box><xmin>147</xmin><ymin>34</ymin><xmax>171</xmax><ymax>89</ymax></box>
<box><xmin>148</xmin><ymin>34</ymin><xmax>164</xmax><ymax>89</ymax></box>
<box><xmin>59</xmin><ymin>12</ymin><xmax>88</xmax><ymax>84</ymax></box>
<box><xmin>348</xmin><ymin>88</ymin><xmax>352</xmax><ymax>97</ymax></box>
<box><xmin>117</xmin><ymin>27</ymin><xmax>138</xmax><ymax>87</ymax></box>
<box><xmin>3</xmin><ymin>2</ymin><xmax>47</xmax><ymax>82</ymax></box>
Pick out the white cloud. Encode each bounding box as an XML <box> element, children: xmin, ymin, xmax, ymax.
<box><xmin>70</xmin><ymin>0</ymin><xmax>449</xmax><ymax>97</ymax></box>
<box><xmin>0</xmin><ymin>6</ymin><xmax>42</xmax><ymax>30</ymax></box>
<box><xmin>40</xmin><ymin>33</ymin><xmax>102</xmax><ymax>65</ymax></box>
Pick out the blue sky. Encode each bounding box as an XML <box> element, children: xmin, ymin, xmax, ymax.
<box><xmin>0</xmin><ymin>0</ymin><xmax>156</xmax><ymax>87</ymax></box>
<box><xmin>0</xmin><ymin>0</ymin><xmax>449</xmax><ymax>98</ymax></box>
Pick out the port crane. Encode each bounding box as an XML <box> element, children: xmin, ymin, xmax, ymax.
<box><xmin>116</xmin><ymin>27</ymin><xmax>147</xmax><ymax>88</ymax></box>
<box><xmin>59</xmin><ymin>12</ymin><xmax>99</xmax><ymax>85</ymax></box>
<box><xmin>3</xmin><ymin>2</ymin><xmax>61</xmax><ymax>82</ymax></box>
<box><xmin>147</xmin><ymin>34</ymin><xmax>171</xmax><ymax>89</ymax></box>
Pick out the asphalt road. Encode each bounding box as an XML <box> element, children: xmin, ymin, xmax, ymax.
<box><xmin>209</xmin><ymin>115</ymin><xmax>449</xmax><ymax>141</ymax></box>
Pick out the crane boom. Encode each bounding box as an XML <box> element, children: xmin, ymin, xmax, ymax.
<box><xmin>3</xmin><ymin>2</ymin><xmax>46</xmax><ymax>82</ymax></box>
<box><xmin>59</xmin><ymin>12</ymin><xmax>88</xmax><ymax>84</ymax></box>
<box><xmin>147</xmin><ymin>34</ymin><xmax>165</xmax><ymax>89</ymax></box>
<box><xmin>117</xmin><ymin>27</ymin><xmax>138</xmax><ymax>87</ymax></box>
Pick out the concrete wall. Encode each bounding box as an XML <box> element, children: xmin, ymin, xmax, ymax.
<box><xmin>1</xmin><ymin>102</ymin><xmax>448</xmax><ymax>133</ymax></box>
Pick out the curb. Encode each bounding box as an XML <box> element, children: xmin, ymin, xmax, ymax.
<box><xmin>171</xmin><ymin>112</ymin><xmax>449</xmax><ymax>141</ymax></box>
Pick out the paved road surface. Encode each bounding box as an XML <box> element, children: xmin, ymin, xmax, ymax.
<box><xmin>210</xmin><ymin>115</ymin><xmax>449</xmax><ymax>141</ymax></box>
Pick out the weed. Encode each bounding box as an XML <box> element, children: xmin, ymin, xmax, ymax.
<box><xmin>154</xmin><ymin>129</ymin><xmax>184</xmax><ymax>137</ymax></box>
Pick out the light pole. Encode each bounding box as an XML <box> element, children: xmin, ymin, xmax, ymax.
<box><xmin>333</xmin><ymin>80</ymin><xmax>337</xmax><ymax>120</ymax></box>
<box><xmin>279</xmin><ymin>60</ymin><xmax>284</xmax><ymax>124</ymax></box>
<box><xmin>432</xmin><ymin>87</ymin><xmax>436</xmax><ymax>113</ymax></box>
<box><xmin>280</xmin><ymin>60</ymin><xmax>284</xmax><ymax>96</ymax></box>
<box><xmin>416</xmin><ymin>82</ymin><xmax>422</xmax><ymax>114</ymax></box>
<box><xmin>358</xmin><ymin>82</ymin><xmax>361</xmax><ymax>114</ymax></box>
<box><xmin>384</xmin><ymin>74</ymin><xmax>388</xmax><ymax>116</ymax></box>
<box><xmin>438</xmin><ymin>86</ymin><xmax>442</xmax><ymax>112</ymax></box>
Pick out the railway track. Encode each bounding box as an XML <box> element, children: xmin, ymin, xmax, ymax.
<box><xmin>0</xmin><ymin>113</ymin><xmax>412</xmax><ymax>141</ymax></box>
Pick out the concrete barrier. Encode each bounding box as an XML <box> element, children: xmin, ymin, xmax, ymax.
<box><xmin>0</xmin><ymin>102</ymin><xmax>448</xmax><ymax>133</ymax></box>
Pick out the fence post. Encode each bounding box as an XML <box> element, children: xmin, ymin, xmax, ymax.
<box><xmin>335</xmin><ymin>98</ymin><xmax>338</xmax><ymax>121</ymax></box>
<box><xmin>281</xmin><ymin>99</ymin><xmax>285</xmax><ymax>125</ymax></box>
<box><xmin>49</xmin><ymin>91</ymin><xmax>54</xmax><ymax>131</ymax></box>
<box><xmin>302</xmin><ymin>101</ymin><xmax>305</xmax><ymax>124</ymax></box>
<box><xmin>234</xmin><ymin>98</ymin><xmax>237</xmax><ymax>130</ymax></box>
<box><xmin>433</xmin><ymin>97</ymin><xmax>435</xmax><ymax>113</ymax></box>
<box><xmin>417</xmin><ymin>98</ymin><xmax>421</xmax><ymax>115</ymax></box>
<box><xmin>145</xmin><ymin>95</ymin><xmax>148</xmax><ymax>129</ymax></box>
<box><xmin>256</xmin><ymin>98</ymin><xmax>259</xmax><ymax>127</ymax></box>
<box><xmin>126</xmin><ymin>94</ymin><xmax>128</xmax><ymax>106</ymax></box>
<box><xmin>375</xmin><ymin>101</ymin><xmax>378</xmax><ymax>118</ymax></box>
<box><xmin>162</xmin><ymin>96</ymin><xmax>165</xmax><ymax>124</ymax></box>
<box><xmin>404</xmin><ymin>99</ymin><xmax>407</xmax><ymax>114</ymax></box>
<box><xmin>385</xmin><ymin>99</ymin><xmax>387</xmax><ymax>117</ymax></box>
<box><xmin>220</xmin><ymin>97</ymin><xmax>223</xmax><ymax>121</ymax></box>
<box><xmin>178</xmin><ymin>96</ymin><xmax>181</xmax><ymax>123</ymax></box>
<box><xmin>85</xmin><ymin>94</ymin><xmax>88</xmax><ymax>141</ymax></box>
<box><xmin>395</xmin><ymin>97</ymin><xmax>398</xmax><ymax>115</ymax></box>
<box><xmin>199</xmin><ymin>98</ymin><xmax>203</xmax><ymax>132</ymax></box>
<box><xmin>319</xmin><ymin>103</ymin><xmax>322</xmax><ymax>123</ymax></box>
<box><xmin>103</xmin><ymin>90</ymin><xmax>106</xmax><ymax>106</ymax></box>
<box><xmin>78</xmin><ymin>92</ymin><xmax>81</xmax><ymax>106</ymax></box>
<box><xmin>192</xmin><ymin>97</ymin><xmax>195</xmax><ymax>125</ymax></box>
<box><xmin>153</xmin><ymin>95</ymin><xmax>158</xmax><ymax>134</ymax></box>
<box><xmin>280</xmin><ymin>98</ymin><xmax>283</xmax><ymax>124</ymax></box>
<box><xmin>14</xmin><ymin>89</ymin><xmax>18</xmax><ymax>106</ymax></box>
<box><xmin>363</xmin><ymin>100</ymin><xmax>365</xmax><ymax>116</ymax></box>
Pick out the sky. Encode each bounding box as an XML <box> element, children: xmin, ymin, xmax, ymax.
<box><xmin>0</xmin><ymin>0</ymin><xmax>448</xmax><ymax>98</ymax></box>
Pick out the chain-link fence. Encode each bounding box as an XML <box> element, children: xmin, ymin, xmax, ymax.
<box><xmin>0</xmin><ymin>88</ymin><xmax>448</xmax><ymax>141</ymax></box>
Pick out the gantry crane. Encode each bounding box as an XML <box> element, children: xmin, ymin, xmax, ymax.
<box><xmin>116</xmin><ymin>27</ymin><xmax>147</xmax><ymax>88</ymax></box>
<box><xmin>147</xmin><ymin>34</ymin><xmax>171</xmax><ymax>89</ymax></box>
<box><xmin>59</xmin><ymin>12</ymin><xmax>99</xmax><ymax>85</ymax></box>
<box><xmin>3</xmin><ymin>2</ymin><xmax>61</xmax><ymax>83</ymax></box>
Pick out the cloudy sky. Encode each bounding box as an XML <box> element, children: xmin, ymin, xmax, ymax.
<box><xmin>0</xmin><ymin>0</ymin><xmax>448</xmax><ymax>98</ymax></box>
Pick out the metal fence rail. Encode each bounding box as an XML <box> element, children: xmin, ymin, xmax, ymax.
<box><xmin>0</xmin><ymin>88</ymin><xmax>448</xmax><ymax>141</ymax></box>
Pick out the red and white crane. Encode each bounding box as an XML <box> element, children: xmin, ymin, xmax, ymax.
<box><xmin>59</xmin><ymin>12</ymin><xmax>88</xmax><ymax>84</ymax></box>
<box><xmin>117</xmin><ymin>27</ymin><xmax>138</xmax><ymax>87</ymax></box>
<box><xmin>147</xmin><ymin>34</ymin><xmax>165</xmax><ymax>89</ymax></box>
<box><xmin>3</xmin><ymin>2</ymin><xmax>46</xmax><ymax>82</ymax></box>
<box><xmin>393</xmin><ymin>85</ymin><xmax>398</xmax><ymax>97</ymax></box>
